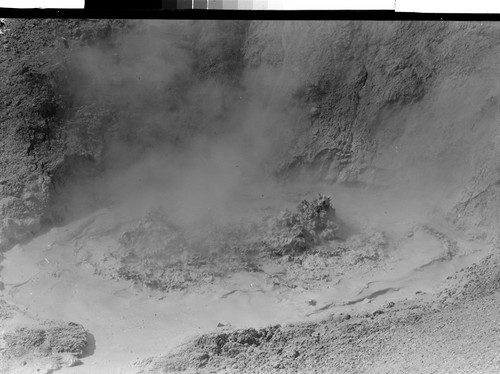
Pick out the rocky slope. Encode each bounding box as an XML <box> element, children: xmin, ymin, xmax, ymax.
<box><xmin>3</xmin><ymin>20</ymin><xmax>500</xmax><ymax>248</ymax></box>
<box><xmin>0</xmin><ymin>19</ymin><xmax>128</xmax><ymax>249</ymax></box>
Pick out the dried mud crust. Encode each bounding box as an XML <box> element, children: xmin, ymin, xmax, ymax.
<box><xmin>113</xmin><ymin>207</ymin><xmax>265</xmax><ymax>292</ymax></box>
<box><xmin>2</xmin><ymin>322</ymin><xmax>87</xmax><ymax>358</ymax></box>
<box><xmin>264</xmin><ymin>194</ymin><xmax>339</xmax><ymax>256</ymax></box>
<box><xmin>0</xmin><ymin>299</ymin><xmax>88</xmax><ymax>373</ymax></box>
<box><xmin>110</xmin><ymin>196</ymin><xmax>388</xmax><ymax>292</ymax></box>
<box><xmin>134</xmin><ymin>250</ymin><xmax>500</xmax><ymax>374</ymax></box>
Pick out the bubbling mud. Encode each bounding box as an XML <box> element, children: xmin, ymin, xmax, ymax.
<box><xmin>0</xmin><ymin>181</ymin><xmax>490</xmax><ymax>373</ymax></box>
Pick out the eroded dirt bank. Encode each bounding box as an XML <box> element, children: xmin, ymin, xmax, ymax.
<box><xmin>1</xmin><ymin>19</ymin><xmax>500</xmax><ymax>373</ymax></box>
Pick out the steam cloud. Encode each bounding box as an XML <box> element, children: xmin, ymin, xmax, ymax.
<box><xmin>67</xmin><ymin>20</ymin><xmax>300</xmax><ymax>225</ymax></box>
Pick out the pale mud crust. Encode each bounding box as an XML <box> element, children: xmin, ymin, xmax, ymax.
<box><xmin>84</xmin><ymin>196</ymin><xmax>390</xmax><ymax>294</ymax></box>
<box><xmin>134</xmin><ymin>252</ymin><xmax>500</xmax><ymax>374</ymax></box>
<box><xmin>0</xmin><ymin>300</ymin><xmax>88</xmax><ymax>374</ymax></box>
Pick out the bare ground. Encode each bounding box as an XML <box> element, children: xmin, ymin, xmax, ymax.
<box><xmin>135</xmin><ymin>252</ymin><xmax>500</xmax><ymax>374</ymax></box>
<box><xmin>1</xmin><ymin>184</ymin><xmax>497</xmax><ymax>373</ymax></box>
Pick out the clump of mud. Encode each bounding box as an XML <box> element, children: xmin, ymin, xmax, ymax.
<box><xmin>3</xmin><ymin>322</ymin><xmax>87</xmax><ymax>358</ymax></box>
<box><xmin>0</xmin><ymin>315</ymin><xmax>88</xmax><ymax>373</ymax></box>
<box><xmin>264</xmin><ymin>194</ymin><xmax>338</xmax><ymax>256</ymax></box>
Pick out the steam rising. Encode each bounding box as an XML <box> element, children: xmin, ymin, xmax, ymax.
<box><xmin>69</xmin><ymin>20</ymin><xmax>300</xmax><ymax>225</ymax></box>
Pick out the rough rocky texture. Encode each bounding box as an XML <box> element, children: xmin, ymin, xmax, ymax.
<box><xmin>0</xmin><ymin>299</ymin><xmax>88</xmax><ymax>373</ymax></box>
<box><xmin>2</xmin><ymin>19</ymin><xmax>500</xmax><ymax>249</ymax></box>
<box><xmin>251</xmin><ymin>22</ymin><xmax>500</xmax><ymax>181</ymax></box>
<box><xmin>0</xmin><ymin>19</ymin><xmax>130</xmax><ymax>249</ymax></box>
<box><xmin>134</xmin><ymin>250</ymin><xmax>500</xmax><ymax>374</ymax></box>
<box><xmin>107</xmin><ymin>194</ymin><xmax>386</xmax><ymax>293</ymax></box>
<box><xmin>110</xmin><ymin>196</ymin><xmax>340</xmax><ymax>291</ymax></box>
<box><xmin>265</xmin><ymin>194</ymin><xmax>338</xmax><ymax>256</ymax></box>
<box><xmin>3</xmin><ymin>322</ymin><xmax>87</xmax><ymax>358</ymax></box>
<box><xmin>0</xmin><ymin>19</ymin><xmax>253</xmax><ymax>249</ymax></box>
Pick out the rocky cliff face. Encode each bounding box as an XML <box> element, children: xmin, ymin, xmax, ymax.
<box><xmin>1</xmin><ymin>19</ymin><xmax>500</xmax><ymax>249</ymax></box>
<box><xmin>0</xmin><ymin>19</ymin><xmax>125</xmax><ymax>248</ymax></box>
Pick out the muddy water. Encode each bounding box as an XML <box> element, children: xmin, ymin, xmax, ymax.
<box><xmin>0</xmin><ymin>186</ymin><xmax>490</xmax><ymax>373</ymax></box>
